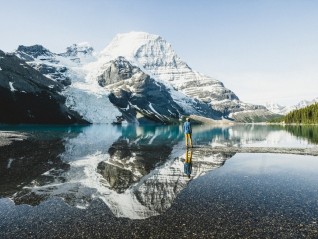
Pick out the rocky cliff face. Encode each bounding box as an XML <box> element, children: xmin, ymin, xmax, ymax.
<box><xmin>15</xmin><ymin>45</ymin><xmax>72</xmax><ymax>86</ymax></box>
<box><xmin>97</xmin><ymin>56</ymin><xmax>141</xmax><ymax>86</ymax></box>
<box><xmin>0</xmin><ymin>50</ymin><xmax>87</xmax><ymax>124</ymax></box>
<box><xmin>97</xmin><ymin>57</ymin><xmax>223</xmax><ymax>123</ymax></box>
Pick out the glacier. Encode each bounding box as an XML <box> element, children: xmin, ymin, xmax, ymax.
<box><xmin>13</xmin><ymin>31</ymin><xmax>276</xmax><ymax>123</ymax></box>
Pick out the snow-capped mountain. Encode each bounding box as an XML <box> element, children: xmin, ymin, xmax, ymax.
<box><xmin>291</xmin><ymin>97</ymin><xmax>318</xmax><ymax>110</ymax></box>
<box><xmin>16</xmin><ymin>45</ymin><xmax>74</xmax><ymax>86</ymax></box>
<box><xmin>265</xmin><ymin>102</ymin><xmax>287</xmax><ymax>115</ymax></box>
<box><xmin>0</xmin><ymin>50</ymin><xmax>87</xmax><ymax>124</ymax></box>
<box><xmin>97</xmin><ymin>32</ymin><xmax>269</xmax><ymax>116</ymax></box>
<box><xmin>10</xmin><ymin>31</ymin><xmax>277</xmax><ymax>124</ymax></box>
<box><xmin>14</xmin><ymin>37</ymin><xmax>224</xmax><ymax>123</ymax></box>
<box><xmin>266</xmin><ymin>97</ymin><xmax>318</xmax><ymax>115</ymax></box>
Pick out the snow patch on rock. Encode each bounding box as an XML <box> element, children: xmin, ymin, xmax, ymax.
<box><xmin>9</xmin><ymin>82</ymin><xmax>16</xmax><ymax>92</ymax></box>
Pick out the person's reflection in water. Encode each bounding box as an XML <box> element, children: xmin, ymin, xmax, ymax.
<box><xmin>184</xmin><ymin>149</ymin><xmax>193</xmax><ymax>179</ymax></box>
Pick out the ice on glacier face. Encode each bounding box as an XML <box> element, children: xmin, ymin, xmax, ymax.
<box><xmin>15</xmin><ymin>44</ymin><xmax>121</xmax><ymax>123</ymax></box>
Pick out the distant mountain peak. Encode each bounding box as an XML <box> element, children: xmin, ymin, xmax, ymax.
<box><xmin>100</xmin><ymin>31</ymin><xmax>173</xmax><ymax>61</ymax></box>
<box><xmin>61</xmin><ymin>42</ymin><xmax>94</xmax><ymax>57</ymax></box>
<box><xmin>59</xmin><ymin>42</ymin><xmax>96</xmax><ymax>64</ymax></box>
<box><xmin>16</xmin><ymin>44</ymin><xmax>53</xmax><ymax>59</ymax></box>
<box><xmin>265</xmin><ymin>102</ymin><xmax>287</xmax><ymax>115</ymax></box>
<box><xmin>115</xmin><ymin>31</ymin><xmax>161</xmax><ymax>40</ymax></box>
<box><xmin>266</xmin><ymin>97</ymin><xmax>318</xmax><ymax>115</ymax></box>
<box><xmin>112</xmin><ymin>32</ymin><xmax>162</xmax><ymax>45</ymax></box>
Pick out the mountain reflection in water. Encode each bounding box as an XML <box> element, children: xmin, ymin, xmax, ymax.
<box><xmin>1</xmin><ymin>124</ymin><xmax>318</xmax><ymax>219</ymax></box>
<box><xmin>96</xmin><ymin>139</ymin><xmax>233</xmax><ymax>218</ymax></box>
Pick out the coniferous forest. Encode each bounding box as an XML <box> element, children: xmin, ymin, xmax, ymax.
<box><xmin>270</xmin><ymin>103</ymin><xmax>318</xmax><ymax>124</ymax></box>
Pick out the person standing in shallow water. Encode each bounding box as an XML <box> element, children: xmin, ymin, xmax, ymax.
<box><xmin>183</xmin><ymin>118</ymin><xmax>192</xmax><ymax>148</ymax></box>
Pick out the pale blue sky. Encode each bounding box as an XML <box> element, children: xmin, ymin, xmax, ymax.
<box><xmin>1</xmin><ymin>0</ymin><xmax>318</xmax><ymax>106</ymax></box>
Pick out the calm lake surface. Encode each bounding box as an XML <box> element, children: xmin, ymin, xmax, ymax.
<box><xmin>1</xmin><ymin>124</ymin><xmax>318</xmax><ymax>238</ymax></box>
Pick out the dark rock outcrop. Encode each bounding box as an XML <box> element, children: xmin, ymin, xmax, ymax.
<box><xmin>0</xmin><ymin>50</ymin><xmax>88</xmax><ymax>124</ymax></box>
<box><xmin>98</xmin><ymin>56</ymin><xmax>141</xmax><ymax>86</ymax></box>
<box><xmin>99</xmin><ymin>57</ymin><xmax>223</xmax><ymax>123</ymax></box>
<box><xmin>108</xmin><ymin>73</ymin><xmax>184</xmax><ymax>123</ymax></box>
<box><xmin>16</xmin><ymin>45</ymin><xmax>54</xmax><ymax>59</ymax></box>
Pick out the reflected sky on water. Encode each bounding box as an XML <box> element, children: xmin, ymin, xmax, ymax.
<box><xmin>1</xmin><ymin>124</ymin><xmax>318</xmax><ymax>230</ymax></box>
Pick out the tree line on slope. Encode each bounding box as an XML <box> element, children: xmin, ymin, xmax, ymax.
<box><xmin>269</xmin><ymin>103</ymin><xmax>318</xmax><ymax>124</ymax></box>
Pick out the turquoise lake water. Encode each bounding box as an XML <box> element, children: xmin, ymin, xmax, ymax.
<box><xmin>1</xmin><ymin>124</ymin><xmax>318</xmax><ymax>238</ymax></box>
<box><xmin>1</xmin><ymin>123</ymin><xmax>317</xmax><ymax>146</ymax></box>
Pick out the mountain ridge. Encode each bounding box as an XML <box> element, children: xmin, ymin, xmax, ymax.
<box><xmin>6</xmin><ymin>31</ymin><xmax>279</xmax><ymax>124</ymax></box>
<box><xmin>97</xmin><ymin>32</ymin><xmax>271</xmax><ymax>117</ymax></box>
<box><xmin>266</xmin><ymin>97</ymin><xmax>318</xmax><ymax>115</ymax></box>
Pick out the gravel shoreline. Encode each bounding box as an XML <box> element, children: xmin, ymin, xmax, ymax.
<box><xmin>185</xmin><ymin>145</ymin><xmax>318</xmax><ymax>156</ymax></box>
